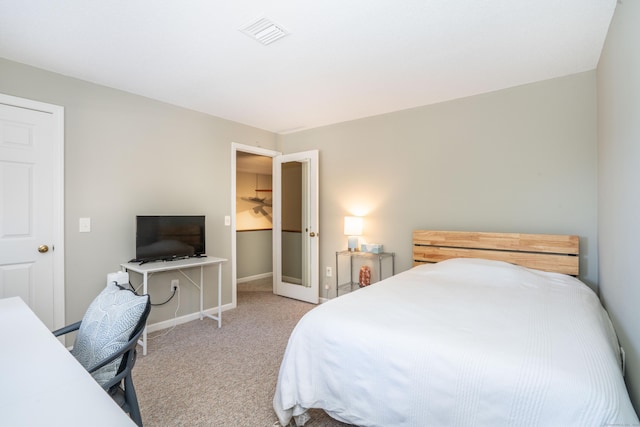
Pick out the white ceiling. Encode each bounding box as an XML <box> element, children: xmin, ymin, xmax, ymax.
<box><xmin>0</xmin><ymin>0</ymin><xmax>616</xmax><ymax>134</ymax></box>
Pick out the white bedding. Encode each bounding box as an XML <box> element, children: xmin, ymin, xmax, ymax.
<box><xmin>273</xmin><ymin>258</ymin><xmax>639</xmax><ymax>426</ymax></box>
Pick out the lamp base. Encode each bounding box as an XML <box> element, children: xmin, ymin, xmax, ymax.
<box><xmin>347</xmin><ymin>236</ymin><xmax>359</xmax><ymax>252</ymax></box>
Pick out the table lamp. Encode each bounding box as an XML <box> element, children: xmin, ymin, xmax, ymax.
<box><xmin>344</xmin><ymin>216</ymin><xmax>363</xmax><ymax>252</ymax></box>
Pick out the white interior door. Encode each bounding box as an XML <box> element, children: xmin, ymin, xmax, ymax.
<box><xmin>273</xmin><ymin>150</ymin><xmax>319</xmax><ymax>304</ymax></box>
<box><xmin>0</xmin><ymin>94</ymin><xmax>65</xmax><ymax>330</ymax></box>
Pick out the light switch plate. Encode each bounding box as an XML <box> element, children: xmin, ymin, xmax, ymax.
<box><xmin>79</xmin><ymin>217</ymin><xmax>91</xmax><ymax>233</ymax></box>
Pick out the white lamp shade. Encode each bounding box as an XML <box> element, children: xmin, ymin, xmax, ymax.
<box><xmin>344</xmin><ymin>216</ymin><xmax>363</xmax><ymax>236</ymax></box>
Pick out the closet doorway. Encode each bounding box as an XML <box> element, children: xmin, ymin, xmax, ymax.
<box><xmin>231</xmin><ymin>143</ymin><xmax>319</xmax><ymax>306</ymax></box>
<box><xmin>235</xmin><ymin>149</ymin><xmax>274</xmax><ymax>296</ymax></box>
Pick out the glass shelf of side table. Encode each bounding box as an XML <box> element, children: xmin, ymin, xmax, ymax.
<box><xmin>335</xmin><ymin>250</ymin><xmax>395</xmax><ymax>297</ymax></box>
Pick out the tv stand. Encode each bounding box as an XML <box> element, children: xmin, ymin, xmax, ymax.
<box><xmin>120</xmin><ymin>256</ymin><xmax>227</xmax><ymax>355</ymax></box>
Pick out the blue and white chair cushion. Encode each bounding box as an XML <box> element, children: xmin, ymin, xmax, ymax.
<box><xmin>71</xmin><ymin>284</ymin><xmax>148</xmax><ymax>386</ymax></box>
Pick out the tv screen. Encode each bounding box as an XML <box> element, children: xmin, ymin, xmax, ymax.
<box><xmin>134</xmin><ymin>215</ymin><xmax>206</xmax><ymax>263</ymax></box>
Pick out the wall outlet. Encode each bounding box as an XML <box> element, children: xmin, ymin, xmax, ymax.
<box><xmin>326</xmin><ymin>266</ymin><xmax>332</xmax><ymax>277</ymax></box>
<box><xmin>170</xmin><ymin>279</ymin><xmax>179</xmax><ymax>292</ymax></box>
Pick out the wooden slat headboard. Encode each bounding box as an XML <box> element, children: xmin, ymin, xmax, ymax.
<box><xmin>413</xmin><ymin>230</ymin><xmax>579</xmax><ymax>276</ymax></box>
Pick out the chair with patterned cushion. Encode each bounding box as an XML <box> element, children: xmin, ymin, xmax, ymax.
<box><xmin>53</xmin><ymin>284</ymin><xmax>150</xmax><ymax>426</ymax></box>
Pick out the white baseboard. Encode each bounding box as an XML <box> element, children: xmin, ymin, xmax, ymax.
<box><xmin>146</xmin><ymin>302</ymin><xmax>235</xmax><ymax>333</ymax></box>
<box><xmin>237</xmin><ymin>272</ymin><xmax>273</xmax><ymax>283</ymax></box>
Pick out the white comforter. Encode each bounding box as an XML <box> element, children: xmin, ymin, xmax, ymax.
<box><xmin>273</xmin><ymin>258</ymin><xmax>639</xmax><ymax>426</ymax></box>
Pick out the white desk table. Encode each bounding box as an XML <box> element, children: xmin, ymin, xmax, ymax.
<box><xmin>121</xmin><ymin>256</ymin><xmax>227</xmax><ymax>355</ymax></box>
<box><xmin>0</xmin><ymin>297</ymin><xmax>137</xmax><ymax>427</ymax></box>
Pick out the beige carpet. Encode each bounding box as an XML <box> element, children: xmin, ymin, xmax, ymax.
<box><xmin>134</xmin><ymin>278</ymin><xmax>353</xmax><ymax>427</ymax></box>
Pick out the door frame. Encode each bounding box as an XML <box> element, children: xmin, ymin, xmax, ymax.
<box><xmin>230</xmin><ymin>143</ymin><xmax>281</xmax><ymax>307</ymax></box>
<box><xmin>0</xmin><ymin>93</ymin><xmax>65</xmax><ymax>329</ymax></box>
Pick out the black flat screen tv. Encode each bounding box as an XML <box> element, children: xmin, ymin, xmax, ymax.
<box><xmin>134</xmin><ymin>215</ymin><xmax>206</xmax><ymax>263</ymax></box>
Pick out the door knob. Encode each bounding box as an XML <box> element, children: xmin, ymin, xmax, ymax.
<box><xmin>38</xmin><ymin>245</ymin><xmax>49</xmax><ymax>253</ymax></box>
<box><xmin>309</xmin><ymin>232</ymin><xmax>316</xmax><ymax>237</ymax></box>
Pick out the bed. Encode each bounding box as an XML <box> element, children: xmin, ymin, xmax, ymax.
<box><xmin>273</xmin><ymin>230</ymin><xmax>639</xmax><ymax>426</ymax></box>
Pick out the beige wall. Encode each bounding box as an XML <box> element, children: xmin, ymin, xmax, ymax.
<box><xmin>597</xmin><ymin>1</ymin><xmax>640</xmax><ymax>412</ymax></box>
<box><xmin>280</xmin><ymin>71</ymin><xmax>598</xmax><ymax>297</ymax></box>
<box><xmin>236</xmin><ymin>230</ymin><xmax>272</xmax><ymax>279</ymax></box>
<box><xmin>0</xmin><ymin>58</ymin><xmax>277</xmax><ymax>326</ymax></box>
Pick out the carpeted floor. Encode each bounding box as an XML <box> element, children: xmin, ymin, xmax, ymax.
<box><xmin>134</xmin><ymin>278</ymin><xmax>353</xmax><ymax>426</ymax></box>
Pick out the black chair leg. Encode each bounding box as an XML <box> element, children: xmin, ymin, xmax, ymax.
<box><xmin>124</xmin><ymin>375</ymin><xmax>143</xmax><ymax>427</ymax></box>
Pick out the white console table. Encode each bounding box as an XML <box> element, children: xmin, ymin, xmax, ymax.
<box><xmin>121</xmin><ymin>256</ymin><xmax>227</xmax><ymax>355</ymax></box>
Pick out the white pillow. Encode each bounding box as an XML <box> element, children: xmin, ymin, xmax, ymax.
<box><xmin>71</xmin><ymin>284</ymin><xmax>148</xmax><ymax>386</ymax></box>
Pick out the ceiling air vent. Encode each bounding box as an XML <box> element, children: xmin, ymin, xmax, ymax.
<box><xmin>239</xmin><ymin>16</ymin><xmax>289</xmax><ymax>45</ymax></box>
